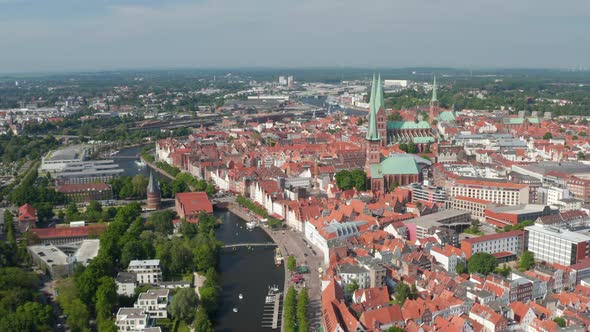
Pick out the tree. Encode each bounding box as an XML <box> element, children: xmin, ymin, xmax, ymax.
<box><xmin>146</xmin><ymin>210</ymin><xmax>175</xmax><ymax>235</ymax></box>
<box><xmin>357</xmin><ymin>117</ymin><xmax>364</xmax><ymax>125</ymax></box>
<box><xmin>297</xmin><ymin>287</ymin><xmax>310</xmax><ymax>332</ymax></box>
<box><xmin>543</xmin><ymin>132</ymin><xmax>553</xmax><ymax>140</ymax></box>
<box><xmin>284</xmin><ymin>286</ymin><xmax>297</xmax><ymax>332</ymax></box>
<box><xmin>194</xmin><ymin>306</ymin><xmax>214</xmax><ymax>332</ymax></box>
<box><xmin>65</xmin><ymin>298</ymin><xmax>90</xmax><ymax>332</ymax></box>
<box><xmin>455</xmin><ymin>262</ymin><xmax>467</xmax><ymax>274</ymax></box>
<box><xmin>66</xmin><ymin>202</ymin><xmax>79</xmax><ymax>221</ymax></box>
<box><xmin>407</xmin><ymin>141</ymin><xmax>417</xmax><ymax>154</ymax></box>
<box><xmin>287</xmin><ymin>255</ymin><xmax>297</xmax><ymax>272</ymax></box>
<box><xmin>350</xmin><ymin>169</ymin><xmax>367</xmax><ymax>191</ymax></box>
<box><xmin>393</xmin><ymin>282</ymin><xmax>416</xmax><ymax>305</ymax></box>
<box><xmin>96</xmin><ymin>277</ymin><xmax>117</xmax><ymax>320</ymax></box>
<box><xmin>168</xmin><ymin>288</ymin><xmax>199</xmax><ymax>322</ymax></box>
<box><xmin>131</xmin><ymin>174</ymin><xmax>148</xmax><ymax>198</ymax></box>
<box><xmin>387</xmin><ymin>112</ymin><xmax>403</xmax><ymax>121</ymax></box>
<box><xmin>346</xmin><ymin>279</ymin><xmax>359</xmax><ymax>294</ymax></box>
<box><xmin>87</xmin><ymin>200</ymin><xmax>103</xmax><ymax>214</ymax></box>
<box><xmin>468</xmin><ymin>253</ymin><xmax>498</xmax><ymax>275</ymax></box>
<box><xmin>335</xmin><ymin>170</ymin><xmax>352</xmax><ymax>190</ymax></box>
<box><xmin>495</xmin><ymin>264</ymin><xmax>512</xmax><ymax>277</ymax></box>
<box><xmin>199</xmin><ymin>285</ymin><xmax>219</xmax><ymax>315</ymax></box>
<box><xmin>579</xmin><ymin>131</ymin><xmax>587</xmax><ymax>137</ymax></box>
<box><xmin>385</xmin><ymin>327</ymin><xmax>405</xmax><ymax>332</ymax></box>
<box><xmin>553</xmin><ymin>317</ymin><xmax>566</xmax><ymax>328</ymax></box>
<box><xmin>518</xmin><ymin>251</ymin><xmax>535</xmax><ymax>271</ymax></box>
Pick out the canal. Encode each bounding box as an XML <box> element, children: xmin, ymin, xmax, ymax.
<box><xmin>115</xmin><ymin>145</ymin><xmax>284</xmax><ymax>332</ymax></box>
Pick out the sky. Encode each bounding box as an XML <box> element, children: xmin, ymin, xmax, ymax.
<box><xmin>0</xmin><ymin>0</ymin><xmax>589</xmax><ymax>73</ymax></box>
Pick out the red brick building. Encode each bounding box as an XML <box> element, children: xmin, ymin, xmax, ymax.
<box><xmin>175</xmin><ymin>192</ymin><xmax>213</xmax><ymax>221</ymax></box>
<box><xmin>18</xmin><ymin>203</ymin><xmax>38</xmax><ymax>232</ymax></box>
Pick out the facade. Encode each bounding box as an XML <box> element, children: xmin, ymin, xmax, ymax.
<box><xmin>56</xmin><ymin>183</ymin><xmax>113</xmax><ymax>203</ymax></box>
<box><xmin>115</xmin><ymin>308</ymin><xmax>151</xmax><ymax>332</ymax></box>
<box><xmin>430</xmin><ymin>245</ymin><xmax>466</xmax><ymax>273</ymax></box>
<box><xmin>116</xmin><ymin>272</ymin><xmax>138</xmax><ymax>297</ymax></box>
<box><xmin>449</xmin><ymin>178</ymin><xmax>529</xmax><ymax>206</ymax></box>
<box><xmin>403</xmin><ymin>209</ymin><xmax>470</xmax><ymax>243</ymax></box>
<box><xmin>28</xmin><ymin>244</ymin><xmax>74</xmax><ymax>278</ymax></box>
<box><xmin>134</xmin><ymin>289</ymin><xmax>170</xmax><ymax>319</ymax></box>
<box><xmin>146</xmin><ymin>171</ymin><xmax>161</xmax><ymax>210</ymax></box>
<box><xmin>128</xmin><ymin>260</ymin><xmax>163</xmax><ymax>285</ymax></box>
<box><xmin>461</xmin><ymin>230</ymin><xmax>524</xmax><ymax>259</ymax></box>
<box><xmin>525</xmin><ymin>225</ymin><xmax>590</xmax><ymax>266</ymax></box>
<box><xmin>448</xmin><ymin>196</ymin><xmax>495</xmax><ymax>222</ymax></box>
<box><xmin>408</xmin><ymin>183</ymin><xmax>447</xmax><ymax>204</ymax></box>
<box><xmin>567</xmin><ymin>176</ymin><xmax>590</xmax><ymax>203</ymax></box>
<box><xmin>54</xmin><ymin>160</ymin><xmax>123</xmax><ymax>185</ymax></box>
<box><xmin>336</xmin><ymin>263</ymin><xmax>371</xmax><ymax>290</ymax></box>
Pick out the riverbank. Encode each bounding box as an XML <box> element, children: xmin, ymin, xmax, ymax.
<box><xmin>227</xmin><ymin>204</ymin><xmax>323</xmax><ymax>331</ymax></box>
<box><xmin>139</xmin><ymin>156</ymin><xmax>176</xmax><ymax>180</ymax></box>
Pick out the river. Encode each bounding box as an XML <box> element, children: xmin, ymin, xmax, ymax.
<box><xmin>115</xmin><ymin>145</ymin><xmax>284</xmax><ymax>332</ymax></box>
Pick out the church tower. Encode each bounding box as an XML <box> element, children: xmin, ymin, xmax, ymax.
<box><xmin>429</xmin><ymin>74</ymin><xmax>438</xmax><ymax>125</ymax></box>
<box><xmin>146</xmin><ymin>171</ymin><xmax>161</xmax><ymax>210</ymax></box>
<box><xmin>366</xmin><ymin>75</ymin><xmax>383</xmax><ymax>193</ymax></box>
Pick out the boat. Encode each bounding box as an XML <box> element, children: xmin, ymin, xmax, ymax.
<box><xmin>135</xmin><ymin>159</ymin><xmax>146</xmax><ymax>167</ymax></box>
<box><xmin>246</xmin><ymin>221</ymin><xmax>257</xmax><ymax>230</ymax></box>
<box><xmin>110</xmin><ymin>150</ymin><xmax>119</xmax><ymax>156</ymax></box>
<box><xmin>233</xmin><ymin>308</ymin><xmax>238</xmax><ymax>313</ymax></box>
<box><xmin>274</xmin><ymin>248</ymin><xmax>283</xmax><ymax>266</ymax></box>
<box><xmin>238</xmin><ymin>294</ymin><xmax>243</xmax><ymax>300</ymax></box>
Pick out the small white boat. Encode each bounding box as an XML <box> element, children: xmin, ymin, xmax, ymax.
<box><xmin>238</xmin><ymin>294</ymin><xmax>243</xmax><ymax>300</ymax></box>
<box><xmin>135</xmin><ymin>160</ymin><xmax>146</xmax><ymax>167</ymax></box>
<box><xmin>246</xmin><ymin>221</ymin><xmax>257</xmax><ymax>229</ymax></box>
<box><xmin>233</xmin><ymin>308</ymin><xmax>238</xmax><ymax>313</ymax></box>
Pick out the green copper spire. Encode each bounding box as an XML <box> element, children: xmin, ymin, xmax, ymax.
<box><xmin>369</xmin><ymin>74</ymin><xmax>376</xmax><ymax>114</ymax></box>
<box><xmin>366</xmin><ymin>74</ymin><xmax>381</xmax><ymax>141</ymax></box>
<box><xmin>431</xmin><ymin>74</ymin><xmax>438</xmax><ymax>103</ymax></box>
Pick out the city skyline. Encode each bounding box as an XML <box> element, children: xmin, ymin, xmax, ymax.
<box><xmin>0</xmin><ymin>0</ymin><xmax>589</xmax><ymax>73</ymax></box>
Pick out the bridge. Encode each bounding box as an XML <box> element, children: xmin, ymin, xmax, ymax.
<box><xmin>222</xmin><ymin>242</ymin><xmax>277</xmax><ymax>249</ymax></box>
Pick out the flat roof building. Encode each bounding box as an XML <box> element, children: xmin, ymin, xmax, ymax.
<box><xmin>526</xmin><ymin>225</ymin><xmax>590</xmax><ymax>266</ymax></box>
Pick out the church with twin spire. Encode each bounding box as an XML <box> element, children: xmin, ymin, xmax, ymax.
<box><xmin>365</xmin><ymin>74</ymin><xmax>439</xmax><ymax>193</ymax></box>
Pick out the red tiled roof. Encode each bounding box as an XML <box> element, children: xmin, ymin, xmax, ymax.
<box><xmin>18</xmin><ymin>203</ymin><xmax>37</xmax><ymax>222</ymax></box>
<box><xmin>30</xmin><ymin>224</ymin><xmax>107</xmax><ymax>239</ymax></box>
<box><xmin>461</xmin><ymin>230</ymin><xmax>524</xmax><ymax>244</ymax></box>
<box><xmin>176</xmin><ymin>192</ymin><xmax>213</xmax><ymax>216</ymax></box>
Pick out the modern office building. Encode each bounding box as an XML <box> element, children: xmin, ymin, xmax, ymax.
<box><xmin>525</xmin><ymin>225</ymin><xmax>590</xmax><ymax>266</ymax></box>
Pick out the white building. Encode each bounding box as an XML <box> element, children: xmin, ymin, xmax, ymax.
<box><xmin>430</xmin><ymin>245</ymin><xmax>466</xmax><ymax>273</ymax></box>
<box><xmin>134</xmin><ymin>289</ymin><xmax>170</xmax><ymax>319</ymax></box>
<box><xmin>461</xmin><ymin>230</ymin><xmax>524</xmax><ymax>259</ymax></box>
<box><xmin>526</xmin><ymin>225</ymin><xmax>590</xmax><ymax>266</ymax></box>
<box><xmin>128</xmin><ymin>260</ymin><xmax>162</xmax><ymax>285</ymax></box>
<box><xmin>115</xmin><ymin>308</ymin><xmax>150</xmax><ymax>332</ymax></box>
<box><xmin>304</xmin><ymin>220</ymin><xmax>366</xmax><ymax>265</ymax></box>
<box><xmin>116</xmin><ymin>272</ymin><xmax>137</xmax><ymax>297</ymax></box>
<box><xmin>336</xmin><ymin>263</ymin><xmax>371</xmax><ymax>290</ymax></box>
